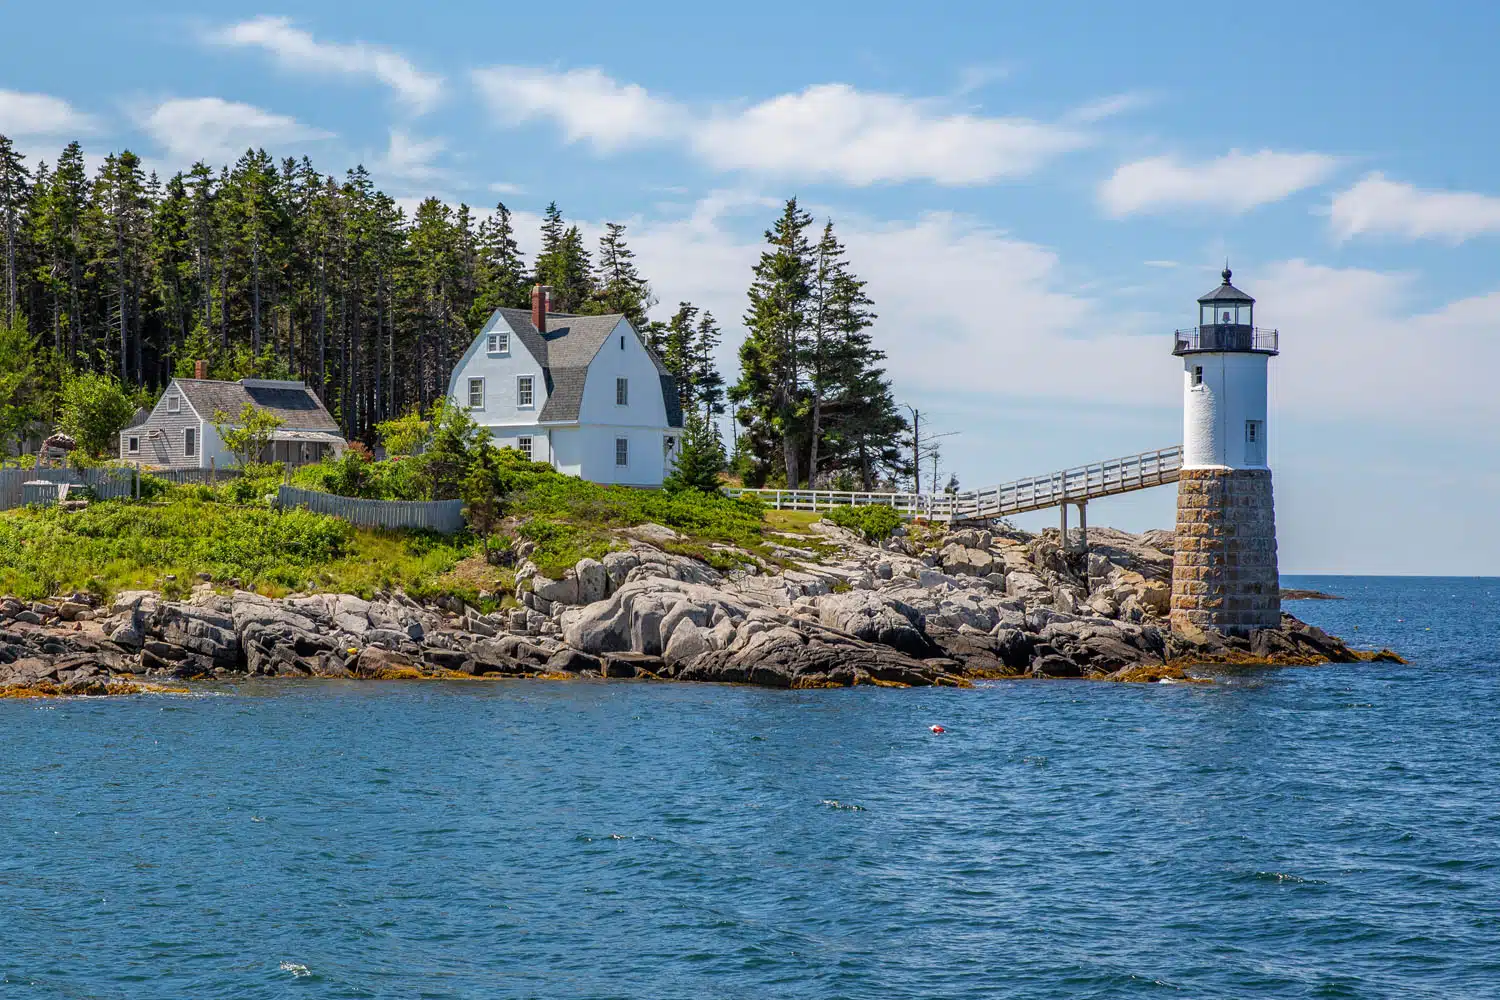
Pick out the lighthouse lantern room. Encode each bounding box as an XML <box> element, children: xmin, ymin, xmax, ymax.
<box><xmin>1168</xmin><ymin>266</ymin><xmax>1282</xmax><ymax>636</ymax></box>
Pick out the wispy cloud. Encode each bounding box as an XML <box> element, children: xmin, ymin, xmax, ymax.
<box><xmin>1064</xmin><ymin>91</ymin><xmax>1152</xmax><ymax>124</ymax></box>
<box><xmin>471</xmin><ymin>66</ymin><xmax>684</xmax><ymax>152</ymax></box>
<box><xmin>0</xmin><ymin>89</ymin><xmax>97</xmax><ymax>137</ymax></box>
<box><xmin>139</xmin><ymin>97</ymin><xmax>331</xmax><ymax>166</ymax></box>
<box><xmin>1329</xmin><ymin>173</ymin><xmax>1500</xmax><ymax>243</ymax></box>
<box><xmin>208</xmin><ymin>16</ymin><xmax>443</xmax><ymax>112</ymax></box>
<box><xmin>377</xmin><ymin>129</ymin><xmax>448</xmax><ymax>185</ymax></box>
<box><xmin>470</xmin><ymin>67</ymin><xmax>1088</xmax><ymax>186</ymax></box>
<box><xmin>1100</xmin><ymin>149</ymin><xmax>1338</xmax><ymax>216</ymax></box>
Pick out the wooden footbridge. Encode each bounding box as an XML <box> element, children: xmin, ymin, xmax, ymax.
<box><xmin>724</xmin><ymin>445</ymin><xmax>1183</xmax><ymax>526</ymax></box>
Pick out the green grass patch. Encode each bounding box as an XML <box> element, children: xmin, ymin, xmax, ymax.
<box><xmin>0</xmin><ymin>498</ymin><xmax>474</xmax><ymax>602</ymax></box>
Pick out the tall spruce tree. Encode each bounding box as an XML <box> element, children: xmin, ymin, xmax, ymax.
<box><xmin>587</xmin><ymin>222</ymin><xmax>653</xmax><ymax>330</ymax></box>
<box><xmin>731</xmin><ymin>197</ymin><xmax>815</xmax><ymax>487</ymax></box>
<box><xmin>0</xmin><ymin>135</ymin><xmax>29</xmax><ymax>324</ymax></box>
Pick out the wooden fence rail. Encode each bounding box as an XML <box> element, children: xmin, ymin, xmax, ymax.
<box><xmin>276</xmin><ymin>486</ymin><xmax>466</xmax><ymax>534</ymax></box>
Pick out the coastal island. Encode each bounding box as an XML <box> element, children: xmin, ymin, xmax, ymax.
<box><xmin>0</xmin><ymin>495</ymin><xmax>1399</xmax><ymax>698</ymax></box>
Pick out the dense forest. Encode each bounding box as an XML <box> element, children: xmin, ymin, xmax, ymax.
<box><xmin>0</xmin><ymin>135</ymin><xmax>910</xmax><ymax>489</ymax></box>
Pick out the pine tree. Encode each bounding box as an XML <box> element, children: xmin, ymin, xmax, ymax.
<box><xmin>662</xmin><ymin>411</ymin><xmax>725</xmax><ymax>494</ymax></box>
<box><xmin>693</xmin><ymin>310</ymin><xmax>726</xmax><ymax>420</ymax></box>
<box><xmin>0</xmin><ymin>135</ymin><xmax>30</xmax><ymax>324</ymax></box>
<box><xmin>730</xmin><ymin>197</ymin><xmax>815</xmax><ymax>487</ymax></box>
<box><xmin>469</xmin><ymin>201</ymin><xmax>528</xmax><ymax>326</ymax></box>
<box><xmin>587</xmin><ymin>222</ymin><xmax>653</xmax><ymax>330</ymax></box>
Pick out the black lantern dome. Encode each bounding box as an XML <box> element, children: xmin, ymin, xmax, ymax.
<box><xmin>1173</xmin><ymin>265</ymin><xmax>1278</xmax><ymax>355</ymax></box>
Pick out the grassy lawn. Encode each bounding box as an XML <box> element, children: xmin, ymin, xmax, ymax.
<box><xmin>0</xmin><ymin>498</ymin><xmax>475</xmax><ymax>603</ymax></box>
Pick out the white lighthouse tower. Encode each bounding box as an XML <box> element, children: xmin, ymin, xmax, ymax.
<box><xmin>1169</xmin><ymin>267</ymin><xmax>1281</xmax><ymax>635</ymax></box>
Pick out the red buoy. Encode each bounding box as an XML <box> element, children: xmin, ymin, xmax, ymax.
<box><xmin>929</xmin><ymin>725</ymin><xmax>946</xmax><ymax>734</ymax></box>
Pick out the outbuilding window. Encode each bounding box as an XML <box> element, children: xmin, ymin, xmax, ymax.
<box><xmin>127</xmin><ymin>436</ymin><xmax>139</xmax><ymax>455</ymax></box>
<box><xmin>615</xmin><ymin>437</ymin><xmax>629</xmax><ymax>467</ymax></box>
<box><xmin>183</xmin><ymin>427</ymin><xmax>196</xmax><ymax>458</ymax></box>
<box><xmin>616</xmin><ymin>377</ymin><xmax>629</xmax><ymax>406</ymax></box>
<box><xmin>517</xmin><ymin>376</ymin><xmax>534</xmax><ymax>407</ymax></box>
<box><xmin>468</xmin><ymin>377</ymin><xmax>485</xmax><ymax>409</ymax></box>
<box><xmin>166</xmin><ymin>394</ymin><xmax>180</xmax><ymax>414</ymax></box>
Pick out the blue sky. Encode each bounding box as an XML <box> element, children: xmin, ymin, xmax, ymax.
<box><xmin>4</xmin><ymin>1</ymin><xmax>1498</xmax><ymax>574</ymax></box>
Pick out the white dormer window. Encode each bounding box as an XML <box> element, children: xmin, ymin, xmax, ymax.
<box><xmin>166</xmin><ymin>394</ymin><xmax>180</xmax><ymax>414</ymax></box>
<box><xmin>616</xmin><ymin>377</ymin><xmax>629</xmax><ymax>406</ymax></box>
<box><xmin>468</xmin><ymin>377</ymin><xmax>485</xmax><ymax>410</ymax></box>
<box><xmin>517</xmin><ymin>376</ymin><xmax>534</xmax><ymax>408</ymax></box>
<box><xmin>487</xmin><ymin>331</ymin><xmax>509</xmax><ymax>354</ymax></box>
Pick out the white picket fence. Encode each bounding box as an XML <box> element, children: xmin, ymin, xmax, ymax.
<box><xmin>0</xmin><ymin>467</ymin><xmax>138</xmax><ymax>510</ymax></box>
<box><xmin>276</xmin><ymin>486</ymin><xmax>466</xmax><ymax>534</ymax></box>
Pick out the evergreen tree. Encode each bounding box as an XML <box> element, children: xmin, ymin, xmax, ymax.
<box><xmin>692</xmin><ymin>310</ymin><xmax>726</xmax><ymax>420</ymax></box>
<box><xmin>662</xmin><ymin>411</ymin><xmax>725</xmax><ymax>494</ymax></box>
<box><xmin>469</xmin><ymin>201</ymin><xmax>528</xmax><ymax>326</ymax></box>
<box><xmin>586</xmin><ymin>222</ymin><xmax>652</xmax><ymax>330</ymax></box>
<box><xmin>0</xmin><ymin>135</ymin><xmax>29</xmax><ymax>324</ymax></box>
<box><xmin>730</xmin><ymin>197</ymin><xmax>815</xmax><ymax>487</ymax></box>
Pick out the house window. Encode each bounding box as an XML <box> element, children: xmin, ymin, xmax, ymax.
<box><xmin>619</xmin><ymin>335</ymin><xmax>625</xmax><ymax>350</ymax></box>
<box><xmin>517</xmin><ymin>376</ymin><xmax>534</xmax><ymax>407</ymax></box>
<box><xmin>664</xmin><ymin>435</ymin><xmax>676</xmax><ymax>456</ymax></box>
<box><xmin>127</xmin><ymin>436</ymin><xmax>139</xmax><ymax>455</ymax></box>
<box><xmin>468</xmin><ymin>377</ymin><xmax>485</xmax><ymax>409</ymax></box>
<box><xmin>616</xmin><ymin>377</ymin><xmax>629</xmax><ymax>406</ymax></box>
<box><xmin>517</xmin><ymin>436</ymin><xmax>533</xmax><ymax>461</ymax></box>
<box><xmin>615</xmin><ymin>437</ymin><xmax>629</xmax><ymax>467</ymax></box>
<box><xmin>487</xmin><ymin>332</ymin><xmax>509</xmax><ymax>354</ymax></box>
<box><xmin>184</xmin><ymin>427</ymin><xmax>196</xmax><ymax>458</ymax></box>
<box><xmin>1192</xmin><ymin>366</ymin><xmax>1204</xmax><ymax>387</ymax></box>
<box><xmin>166</xmin><ymin>394</ymin><xmax>180</xmax><ymax>414</ymax></box>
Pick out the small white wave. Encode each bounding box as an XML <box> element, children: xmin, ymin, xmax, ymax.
<box><xmin>280</xmin><ymin>962</ymin><xmax>310</xmax><ymax>978</ymax></box>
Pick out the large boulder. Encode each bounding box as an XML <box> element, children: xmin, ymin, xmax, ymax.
<box><xmin>939</xmin><ymin>543</ymin><xmax>996</xmax><ymax>577</ymax></box>
<box><xmin>817</xmin><ymin>590</ymin><xmax>933</xmax><ymax>658</ymax></box>
<box><xmin>575</xmin><ymin>558</ymin><xmax>608</xmax><ymax>604</ymax></box>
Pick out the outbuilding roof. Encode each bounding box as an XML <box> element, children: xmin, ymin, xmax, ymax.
<box><xmin>489</xmin><ymin>308</ymin><xmax>683</xmax><ymax>427</ymax></box>
<box><xmin>172</xmin><ymin>378</ymin><xmax>342</xmax><ymax>433</ymax></box>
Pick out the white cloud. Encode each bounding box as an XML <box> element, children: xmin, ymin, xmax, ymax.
<box><xmin>377</xmin><ymin>129</ymin><xmax>447</xmax><ymax>185</ymax></box>
<box><xmin>140</xmin><ymin>98</ymin><xmax>331</xmax><ymax>166</ymax></box>
<box><xmin>1328</xmin><ymin>172</ymin><xmax>1500</xmax><ymax>243</ymax></box>
<box><xmin>471</xmin><ymin>66</ymin><xmax>683</xmax><ymax>151</ymax></box>
<box><xmin>1101</xmin><ymin>150</ymin><xmax>1338</xmax><ymax>216</ymax></box>
<box><xmin>469</xmin><ymin>67</ymin><xmax>1087</xmax><ymax>185</ymax></box>
<box><xmin>209</xmin><ymin>16</ymin><xmax>443</xmax><ymax>112</ymax></box>
<box><xmin>694</xmin><ymin>85</ymin><xmax>1087</xmax><ymax>185</ymax></box>
<box><xmin>0</xmin><ymin>89</ymin><xmax>96</xmax><ymax>137</ymax></box>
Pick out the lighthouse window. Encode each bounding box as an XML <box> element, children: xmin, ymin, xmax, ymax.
<box><xmin>1192</xmin><ymin>366</ymin><xmax>1204</xmax><ymax>387</ymax></box>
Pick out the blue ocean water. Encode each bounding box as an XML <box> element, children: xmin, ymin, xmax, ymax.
<box><xmin>1</xmin><ymin>576</ymin><xmax>1497</xmax><ymax>999</ymax></box>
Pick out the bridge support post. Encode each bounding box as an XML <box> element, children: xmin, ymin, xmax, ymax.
<box><xmin>1059</xmin><ymin>499</ymin><xmax>1068</xmax><ymax>551</ymax></box>
<box><xmin>1076</xmin><ymin>500</ymin><xmax>1087</xmax><ymax>554</ymax></box>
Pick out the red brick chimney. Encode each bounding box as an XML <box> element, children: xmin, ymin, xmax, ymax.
<box><xmin>193</xmin><ymin>359</ymin><xmax>208</xmax><ymax>380</ymax></box>
<box><xmin>531</xmin><ymin>284</ymin><xmax>550</xmax><ymax>333</ymax></box>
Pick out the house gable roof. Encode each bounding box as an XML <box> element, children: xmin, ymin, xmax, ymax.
<box><xmin>171</xmin><ymin>379</ymin><xmax>342</xmax><ymax>433</ymax></box>
<box><xmin>481</xmin><ymin>308</ymin><xmax>682</xmax><ymax>428</ymax></box>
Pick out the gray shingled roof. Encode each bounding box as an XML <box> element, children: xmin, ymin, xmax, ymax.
<box><xmin>490</xmin><ymin>309</ymin><xmax>683</xmax><ymax>428</ymax></box>
<box><xmin>174</xmin><ymin>379</ymin><xmax>342</xmax><ymax>432</ymax></box>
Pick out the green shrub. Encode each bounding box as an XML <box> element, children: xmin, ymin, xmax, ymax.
<box><xmin>824</xmin><ymin>504</ymin><xmax>902</xmax><ymax>541</ymax></box>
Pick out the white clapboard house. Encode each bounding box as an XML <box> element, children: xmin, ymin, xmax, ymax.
<box><xmin>447</xmin><ymin>286</ymin><xmax>684</xmax><ymax>486</ymax></box>
<box><xmin>121</xmin><ymin>365</ymin><xmax>346</xmax><ymax>470</ymax></box>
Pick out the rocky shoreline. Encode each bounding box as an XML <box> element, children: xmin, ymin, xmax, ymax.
<box><xmin>0</xmin><ymin>521</ymin><xmax>1400</xmax><ymax>697</ymax></box>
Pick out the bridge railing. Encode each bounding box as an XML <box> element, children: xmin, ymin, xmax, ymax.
<box><xmin>724</xmin><ymin>445</ymin><xmax>1184</xmax><ymax>522</ymax></box>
